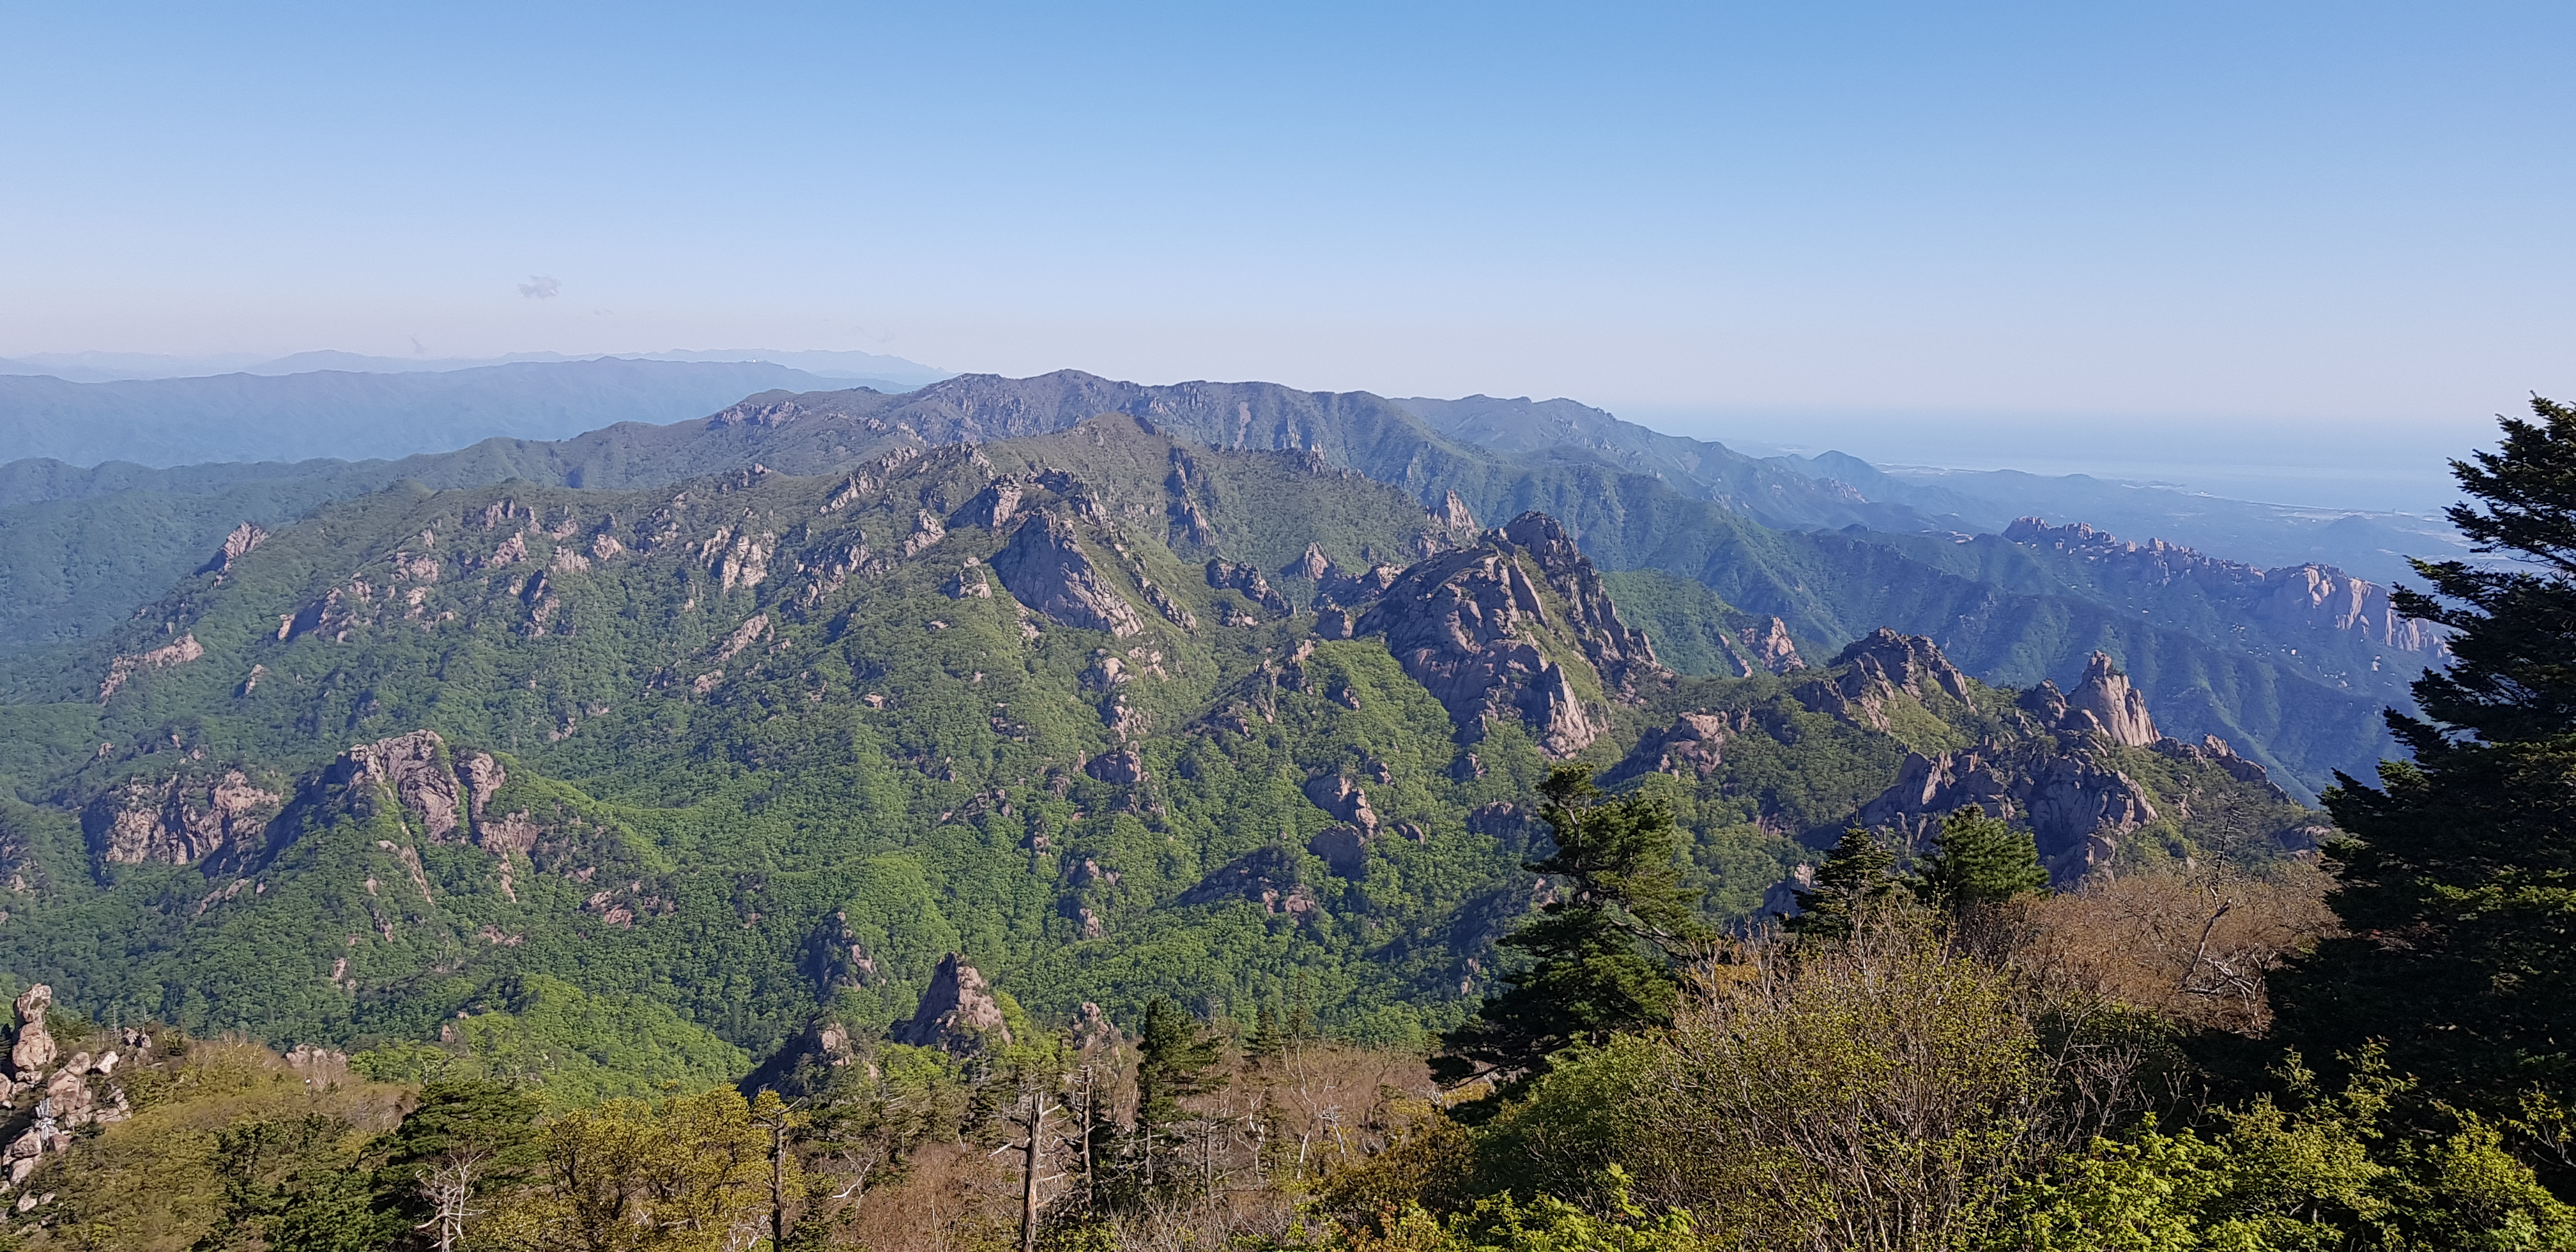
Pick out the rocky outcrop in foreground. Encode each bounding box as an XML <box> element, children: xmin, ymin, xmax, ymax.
<box><xmin>5</xmin><ymin>986</ymin><xmax>136</xmax><ymax>1187</ymax></box>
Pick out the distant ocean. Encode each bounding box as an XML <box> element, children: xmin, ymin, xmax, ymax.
<box><xmin>1642</xmin><ymin>408</ymin><xmax>2486</xmax><ymax>516</ymax></box>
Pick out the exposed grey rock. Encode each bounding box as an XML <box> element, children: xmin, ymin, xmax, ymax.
<box><xmin>10</xmin><ymin>987</ymin><xmax>53</xmax><ymax>1075</ymax></box>
<box><xmin>99</xmin><ymin>633</ymin><xmax>204</xmax><ymax>701</ymax></box>
<box><xmin>1301</xmin><ymin>774</ymin><xmax>1379</xmax><ymax>834</ymax></box>
<box><xmin>2152</xmin><ymin>734</ymin><xmax>2288</xmax><ymax>798</ymax></box>
<box><xmin>798</xmin><ymin>910</ymin><xmax>882</xmax><ymax>996</ymax></box>
<box><xmin>1859</xmin><ymin>744</ymin><xmax>2161</xmax><ymax>886</ymax></box>
<box><xmin>1351</xmin><ymin>512</ymin><xmax>1665</xmax><ymax>756</ymax></box>
<box><xmin>330</xmin><ymin>729</ymin><xmax>470</xmax><ymax>841</ymax></box>
<box><xmin>2027</xmin><ymin>652</ymin><xmax>2159</xmax><ymax>747</ymax></box>
<box><xmin>1086</xmin><ymin>749</ymin><xmax>1147</xmax><ymax>784</ymax></box>
<box><xmin>991</xmin><ymin>512</ymin><xmax>1144</xmax><ymax>637</ymax></box>
<box><xmin>1436</xmin><ymin>489</ymin><xmax>1476</xmax><ymax>530</ymax></box>
<box><xmin>198</xmin><ymin>522</ymin><xmax>269</xmax><ymax>577</ymax></box>
<box><xmin>1177</xmin><ymin>845</ymin><xmax>1318</xmax><ymax>917</ymax></box>
<box><xmin>1285</xmin><ymin>542</ymin><xmax>1333</xmax><ymax>581</ymax></box>
<box><xmin>1606</xmin><ymin>711</ymin><xmax>1738</xmax><ymax>783</ymax></box>
<box><xmin>2005</xmin><ymin>517</ymin><xmax>2445</xmax><ymax>655</ymax></box>
<box><xmin>892</xmin><ymin>953</ymin><xmax>1011</xmax><ymax>1055</ymax></box>
<box><xmin>1736</xmin><ymin>616</ymin><xmax>1806</xmax><ymax>674</ymax></box>
<box><xmin>82</xmin><ymin>770</ymin><xmax>282</xmax><ymax>866</ymax></box>
<box><xmin>953</xmin><ymin>476</ymin><xmax>1027</xmax><ymax>530</ymax></box>
<box><xmin>1205</xmin><ymin>560</ymin><xmax>1290</xmax><ymax>614</ymax></box>
<box><xmin>1795</xmin><ymin>630</ymin><xmax>1970</xmax><ymax>730</ymax></box>
<box><xmin>1308</xmin><ymin>825</ymin><xmax>1369</xmax><ymax>878</ymax></box>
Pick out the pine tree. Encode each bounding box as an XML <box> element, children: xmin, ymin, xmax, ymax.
<box><xmin>1132</xmin><ymin>996</ymin><xmax>1223</xmax><ymax>1192</ymax></box>
<box><xmin>2278</xmin><ymin>396</ymin><xmax>2576</xmax><ymax>1133</ymax></box>
<box><xmin>1432</xmin><ymin>765</ymin><xmax>1714</xmax><ymax>1090</ymax></box>
<box><xmin>1910</xmin><ymin>805</ymin><xmax>2047</xmax><ymax>913</ymax></box>
<box><xmin>1786</xmin><ymin>826</ymin><xmax>1900</xmax><ymax>940</ymax></box>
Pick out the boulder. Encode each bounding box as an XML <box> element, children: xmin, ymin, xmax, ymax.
<box><xmin>1607</xmin><ymin>712</ymin><xmax>1738</xmax><ymax>782</ymax></box>
<box><xmin>1204</xmin><ymin>560</ymin><xmax>1290</xmax><ymax>614</ymax></box>
<box><xmin>1300</xmin><ymin>774</ymin><xmax>1379</xmax><ymax>834</ymax></box>
<box><xmin>1177</xmin><ymin>846</ymin><xmax>1319</xmax><ymax>917</ymax></box>
<box><xmin>9</xmin><ymin>987</ymin><xmax>52</xmax><ymax>1075</ymax></box>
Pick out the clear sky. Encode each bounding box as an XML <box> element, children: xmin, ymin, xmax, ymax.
<box><xmin>4</xmin><ymin>2</ymin><xmax>2571</xmax><ymax>502</ymax></box>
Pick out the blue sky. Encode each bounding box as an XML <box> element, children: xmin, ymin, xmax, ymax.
<box><xmin>4</xmin><ymin>2</ymin><xmax>2570</xmax><ymax>502</ymax></box>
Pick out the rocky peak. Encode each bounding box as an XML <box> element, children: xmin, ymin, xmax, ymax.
<box><xmin>2040</xmin><ymin>652</ymin><xmax>2158</xmax><ymax>747</ymax></box>
<box><xmin>326</xmin><ymin>730</ymin><xmax>507</xmax><ymax>843</ymax></box>
<box><xmin>1496</xmin><ymin>512</ymin><xmax>1664</xmax><ymax>694</ymax></box>
<box><xmin>1795</xmin><ymin>629</ymin><xmax>1970</xmax><ymax>731</ymax></box>
<box><xmin>1436</xmin><ymin>489</ymin><xmax>1477</xmax><ymax>530</ymax></box>
<box><xmin>892</xmin><ymin>954</ymin><xmax>1011</xmax><ymax>1055</ymax></box>
<box><xmin>1285</xmin><ymin>542</ymin><xmax>1333</xmax><ymax>581</ymax></box>
<box><xmin>1349</xmin><ymin>512</ymin><xmax>1663</xmax><ymax>756</ymax></box>
<box><xmin>1735</xmin><ymin>617</ymin><xmax>1805</xmax><ymax>675</ymax></box>
<box><xmin>82</xmin><ymin>770</ymin><xmax>283</xmax><ymax>867</ymax></box>
<box><xmin>990</xmin><ymin>511</ymin><xmax>1145</xmax><ymax>637</ymax></box>
<box><xmin>1832</xmin><ymin>629</ymin><xmax>1974</xmax><ymax>705</ymax></box>
<box><xmin>197</xmin><ymin>522</ymin><xmax>269</xmax><ymax>577</ymax></box>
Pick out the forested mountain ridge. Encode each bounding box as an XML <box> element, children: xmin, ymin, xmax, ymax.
<box><xmin>0</xmin><ymin>416</ymin><xmax>2310</xmax><ymax>1074</ymax></box>
<box><xmin>0</xmin><ymin>370</ymin><xmax>2428</xmax><ymax>795</ymax></box>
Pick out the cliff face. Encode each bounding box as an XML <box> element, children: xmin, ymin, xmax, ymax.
<box><xmin>990</xmin><ymin>511</ymin><xmax>1145</xmax><ymax>638</ymax></box>
<box><xmin>1349</xmin><ymin>512</ymin><xmax>1669</xmax><ymax>756</ymax></box>
<box><xmin>2004</xmin><ymin>517</ymin><xmax>2445</xmax><ymax>656</ymax></box>
<box><xmin>2018</xmin><ymin>652</ymin><xmax>2161</xmax><ymax>748</ymax></box>
<box><xmin>82</xmin><ymin>770</ymin><xmax>284</xmax><ymax>867</ymax></box>
<box><xmin>82</xmin><ymin>729</ymin><xmax>509</xmax><ymax>873</ymax></box>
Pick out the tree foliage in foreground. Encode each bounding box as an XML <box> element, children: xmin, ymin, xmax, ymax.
<box><xmin>2280</xmin><ymin>394</ymin><xmax>2576</xmax><ymax>1146</ymax></box>
<box><xmin>1431</xmin><ymin>766</ymin><xmax>1713</xmax><ymax>1091</ymax></box>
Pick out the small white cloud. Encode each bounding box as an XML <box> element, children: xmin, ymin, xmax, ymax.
<box><xmin>518</xmin><ymin>275</ymin><xmax>562</xmax><ymax>300</ymax></box>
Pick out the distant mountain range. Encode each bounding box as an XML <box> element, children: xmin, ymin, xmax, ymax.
<box><xmin>0</xmin><ymin>358</ymin><xmax>880</xmax><ymax>466</ymax></box>
<box><xmin>0</xmin><ymin>368</ymin><xmax>2447</xmax><ymax>798</ymax></box>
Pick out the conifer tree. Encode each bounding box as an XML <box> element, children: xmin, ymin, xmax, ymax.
<box><xmin>1910</xmin><ymin>804</ymin><xmax>2048</xmax><ymax>914</ymax></box>
<box><xmin>1132</xmin><ymin>996</ymin><xmax>1223</xmax><ymax>1187</ymax></box>
<box><xmin>2278</xmin><ymin>395</ymin><xmax>2576</xmax><ymax>1130</ymax></box>
<box><xmin>1785</xmin><ymin>826</ymin><xmax>1899</xmax><ymax>940</ymax></box>
<box><xmin>1433</xmin><ymin>765</ymin><xmax>1713</xmax><ymax>1089</ymax></box>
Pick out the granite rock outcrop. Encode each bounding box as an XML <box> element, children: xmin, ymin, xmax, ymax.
<box><xmin>891</xmin><ymin>953</ymin><xmax>1011</xmax><ymax>1055</ymax></box>
<box><xmin>991</xmin><ymin>512</ymin><xmax>1145</xmax><ymax>637</ymax></box>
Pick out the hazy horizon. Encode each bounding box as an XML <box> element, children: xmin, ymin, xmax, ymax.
<box><xmin>7</xmin><ymin>3</ymin><xmax>2568</xmax><ymax>469</ymax></box>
